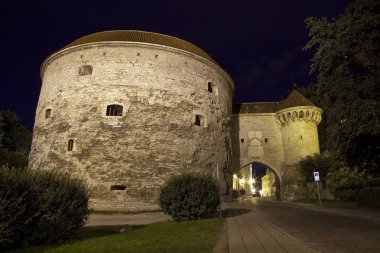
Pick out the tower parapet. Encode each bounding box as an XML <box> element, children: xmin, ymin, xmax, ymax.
<box><xmin>276</xmin><ymin>107</ymin><xmax>322</xmax><ymax>126</ymax></box>
<box><xmin>276</xmin><ymin>90</ymin><xmax>322</xmax><ymax>164</ymax></box>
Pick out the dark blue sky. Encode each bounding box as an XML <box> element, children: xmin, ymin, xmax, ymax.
<box><xmin>0</xmin><ymin>0</ymin><xmax>351</xmax><ymax>129</ymax></box>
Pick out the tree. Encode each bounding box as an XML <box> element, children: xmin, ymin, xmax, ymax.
<box><xmin>304</xmin><ymin>0</ymin><xmax>380</xmax><ymax>175</ymax></box>
<box><xmin>0</xmin><ymin>110</ymin><xmax>32</xmax><ymax>168</ymax></box>
<box><xmin>0</xmin><ymin>114</ymin><xmax>4</xmax><ymax>149</ymax></box>
<box><xmin>298</xmin><ymin>151</ymin><xmax>340</xmax><ymax>189</ymax></box>
<box><xmin>0</xmin><ymin>110</ymin><xmax>32</xmax><ymax>152</ymax></box>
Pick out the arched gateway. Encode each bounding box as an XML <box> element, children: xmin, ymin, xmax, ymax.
<box><xmin>231</xmin><ymin>90</ymin><xmax>322</xmax><ymax>200</ymax></box>
<box><xmin>233</xmin><ymin>161</ymin><xmax>282</xmax><ymax>200</ymax></box>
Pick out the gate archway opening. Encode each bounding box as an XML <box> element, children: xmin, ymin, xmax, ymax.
<box><xmin>232</xmin><ymin>162</ymin><xmax>282</xmax><ymax>200</ymax></box>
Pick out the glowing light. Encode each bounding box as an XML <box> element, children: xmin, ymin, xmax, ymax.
<box><xmin>259</xmin><ymin>190</ymin><xmax>263</xmax><ymax>197</ymax></box>
<box><xmin>240</xmin><ymin>179</ymin><xmax>245</xmax><ymax>184</ymax></box>
<box><xmin>233</xmin><ymin>174</ymin><xmax>237</xmax><ymax>179</ymax></box>
<box><xmin>249</xmin><ymin>178</ymin><xmax>256</xmax><ymax>184</ymax></box>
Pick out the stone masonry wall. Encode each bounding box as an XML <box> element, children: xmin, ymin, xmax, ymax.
<box><xmin>277</xmin><ymin>106</ymin><xmax>321</xmax><ymax>165</ymax></box>
<box><xmin>231</xmin><ymin>105</ymin><xmax>322</xmax><ymax>199</ymax></box>
<box><xmin>231</xmin><ymin>113</ymin><xmax>284</xmax><ymax>177</ymax></box>
<box><xmin>29</xmin><ymin>43</ymin><xmax>234</xmax><ymax>211</ymax></box>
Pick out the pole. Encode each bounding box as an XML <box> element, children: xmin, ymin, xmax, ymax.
<box><xmin>217</xmin><ymin>163</ymin><xmax>222</xmax><ymax>219</ymax></box>
<box><xmin>216</xmin><ymin>163</ymin><xmax>220</xmax><ymax>182</ymax></box>
<box><xmin>316</xmin><ymin>180</ymin><xmax>322</xmax><ymax>205</ymax></box>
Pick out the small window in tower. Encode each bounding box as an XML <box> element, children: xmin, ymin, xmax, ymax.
<box><xmin>241</xmin><ymin>138</ymin><xmax>244</xmax><ymax>143</ymax></box>
<box><xmin>195</xmin><ymin>114</ymin><xmax>205</xmax><ymax>126</ymax></box>
<box><xmin>299</xmin><ymin>111</ymin><xmax>304</xmax><ymax>119</ymax></box>
<box><xmin>111</xmin><ymin>185</ymin><xmax>127</xmax><ymax>191</ymax></box>
<box><xmin>265</xmin><ymin>138</ymin><xmax>268</xmax><ymax>143</ymax></box>
<box><xmin>106</xmin><ymin>104</ymin><xmax>123</xmax><ymax>116</ymax></box>
<box><xmin>79</xmin><ymin>65</ymin><xmax>93</xmax><ymax>76</ymax></box>
<box><xmin>45</xmin><ymin>109</ymin><xmax>51</xmax><ymax>118</ymax></box>
<box><xmin>207</xmin><ymin>82</ymin><xmax>218</xmax><ymax>95</ymax></box>
<box><xmin>300</xmin><ymin>135</ymin><xmax>303</xmax><ymax>140</ymax></box>
<box><xmin>68</xmin><ymin>139</ymin><xmax>74</xmax><ymax>151</ymax></box>
<box><xmin>195</xmin><ymin>115</ymin><xmax>201</xmax><ymax>126</ymax></box>
<box><xmin>208</xmin><ymin>82</ymin><xmax>213</xmax><ymax>93</ymax></box>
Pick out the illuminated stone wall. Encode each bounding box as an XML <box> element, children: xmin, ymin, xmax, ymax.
<box><xmin>276</xmin><ymin>106</ymin><xmax>321</xmax><ymax>164</ymax></box>
<box><xmin>231</xmin><ymin>98</ymin><xmax>322</xmax><ymax>199</ymax></box>
<box><xmin>29</xmin><ymin>32</ymin><xmax>321</xmax><ymax>208</ymax></box>
<box><xmin>30</xmin><ymin>41</ymin><xmax>233</xmax><ymax>211</ymax></box>
<box><xmin>231</xmin><ymin>113</ymin><xmax>284</xmax><ymax>177</ymax></box>
<box><xmin>261</xmin><ymin>169</ymin><xmax>276</xmax><ymax>197</ymax></box>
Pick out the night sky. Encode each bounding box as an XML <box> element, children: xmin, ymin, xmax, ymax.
<box><xmin>0</xmin><ymin>0</ymin><xmax>351</xmax><ymax>130</ymax></box>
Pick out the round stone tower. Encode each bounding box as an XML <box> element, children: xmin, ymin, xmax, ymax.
<box><xmin>276</xmin><ymin>90</ymin><xmax>322</xmax><ymax>165</ymax></box>
<box><xmin>275</xmin><ymin>90</ymin><xmax>322</xmax><ymax>199</ymax></box>
<box><xmin>29</xmin><ymin>30</ymin><xmax>234</xmax><ymax>211</ymax></box>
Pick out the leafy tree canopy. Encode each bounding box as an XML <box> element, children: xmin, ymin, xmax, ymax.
<box><xmin>0</xmin><ymin>114</ymin><xmax>3</xmax><ymax>149</ymax></box>
<box><xmin>0</xmin><ymin>110</ymin><xmax>31</xmax><ymax>152</ymax></box>
<box><xmin>298</xmin><ymin>151</ymin><xmax>341</xmax><ymax>188</ymax></box>
<box><xmin>0</xmin><ymin>110</ymin><xmax>32</xmax><ymax>168</ymax></box>
<box><xmin>304</xmin><ymin>0</ymin><xmax>380</xmax><ymax>175</ymax></box>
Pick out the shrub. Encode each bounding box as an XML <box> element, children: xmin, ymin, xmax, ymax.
<box><xmin>159</xmin><ymin>173</ymin><xmax>220</xmax><ymax>221</ymax></box>
<box><xmin>0</xmin><ymin>167</ymin><xmax>31</xmax><ymax>251</ymax></box>
<box><xmin>0</xmin><ymin>166</ymin><xmax>89</xmax><ymax>250</ymax></box>
<box><xmin>26</xmin><ymin>170</ymin><xmax>89</xmax><ymax>245</ymax></box>
<box><xmin>298</xmin><ymin>151</ymin><xmax>340</xmax><ymax>188</ymax></box>
<box><xmin>239</xmin><ymin>189</ymin><xmax>246</xmax><ymax>195</ymax></box>
<box><xmin>327</xmin><ymin>167</ymin><xmax>365</xmax><ymax>201</ymax></box>
<box><xmin>0</xmin><ymin>149</ymin><xmax>29</xmax><ymax>168</ymax></box>
<box><xmin>356</xmin><ymin>187</ymin><xmax>380</xmax><ymax>209</ymax></box>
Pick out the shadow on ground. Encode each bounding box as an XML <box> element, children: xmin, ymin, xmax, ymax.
<box><xmin>221</xmin><ymin>208</ymin><xmax>252</xmax><ymax>218</ymax></box>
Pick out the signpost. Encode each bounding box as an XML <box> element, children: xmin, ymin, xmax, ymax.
<box><xmin>314</xmin><ymin>171</ymin><xmax>322</xmax><ymax>205</ymax></box>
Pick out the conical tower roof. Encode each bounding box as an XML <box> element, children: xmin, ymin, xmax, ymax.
<box><xmin>62</xmin><ymin>30</ymin><xmax>216</xmax><ymax>64</ymax></box>
<box><xmin>277</xmin><ymin>90</ymin><xmax>317</xmax><ymax>111</ymax></box>
<box><xmin>233</xmin><ymin>90</ymin><xmax>319</xmax><ymax>114</ymax></box>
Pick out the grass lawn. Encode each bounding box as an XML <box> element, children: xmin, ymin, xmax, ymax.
<box><xmin>293</xmin><ymin>198</ymin><xmax>379</xmax><ymax>212</ymax></box>
<box><xmin>11</xmin><ymin>218</ymin><xmax>224</xmax><ymax>253</ymax></box>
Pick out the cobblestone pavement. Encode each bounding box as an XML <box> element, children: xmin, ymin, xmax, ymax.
<box><xmin>226</xmin><ymin>197</ymin><xmax>380</xmax><ymax>253</ymax></box>
<box><xmin>225</xmin><ymin>201</ymin><xmax>313</xmax><ymax>253</ymax></box>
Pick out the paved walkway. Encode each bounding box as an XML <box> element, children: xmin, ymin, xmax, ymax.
<box><xmin>225</xmin><ymin>201</ymin><xmax>314</xmax><ymax>253</ymax></box>
<box><xmin>84</xmin><ymin>200</ymin><xmax>380</xmax><ymax>253</ymax></box>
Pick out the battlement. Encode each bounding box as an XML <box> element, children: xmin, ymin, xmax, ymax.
<box><xmin>276</xmin><ymin>107</ymin><xmax>322</xmax><ymax>126</ymax></box>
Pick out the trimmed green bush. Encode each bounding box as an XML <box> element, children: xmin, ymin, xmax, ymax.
<box><xmin>356</xmin><ymin>187</ymin><xmax>380</xmax><ymax>209</ymax></box>
<box><xmin>159</xmin><ymin>173</ymin><xmax>220</xmax><ymax>221</ymax></box>
<box><xmin>0</xmin><ymin>166</ymin><xmax>89</xmax><ymax>251</ymax></box>
<box><xmin>0</xmin><ymin>167</ymin><xmax>30</xmax><ymax>251</ymax></box>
